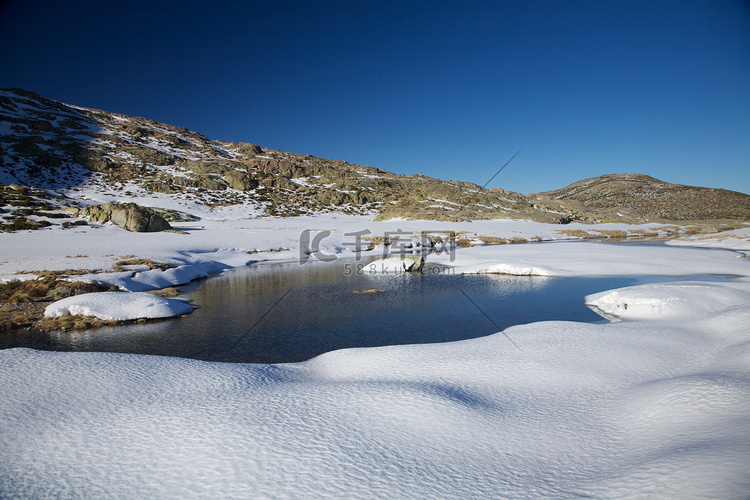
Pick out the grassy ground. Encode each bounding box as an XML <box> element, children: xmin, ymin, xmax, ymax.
<box><xmin>0</xmin><ymin>276</ymin><xmax>116</xmax><ymax>333</ymax></box>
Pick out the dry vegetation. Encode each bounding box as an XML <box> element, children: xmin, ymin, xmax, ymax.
<box><xmin>363</xmin><ymin>235</ymin><xmax>393</xmax><ymax>246</ymax></box>
<box><xmin>33</xmin><ymin>314</ymin><xmax>119</xmax><ymax>332</ymax></box>
<box><xmin>594</xmin><ymin>230</ymin><xmax>628</xmax><ymax>240</ymax></box>
<box><xmin>0</xmin><ymin>277</ymin><xmax>118</xmax><ymax>333</ymax></box>
<box><xmin>628</xmin><ymin>229</ymin><xmax>660</xmax><ymax>238</ymax></box>
<box><xmin>537</xmin><ymin>173</ymin><xmax>750</xmax><ymax>222</ymax></box>
<box><xmin>477</xmin><ymin>236</ymin><xmax>508</xmax><ymax>244</ymax></box>
<box><xmin>558</xmin><ymin>229</ymin><xmax>598</xmax><ymax>239</ymax></box>
<box><xmin>112</xmin><ymin>258</ymin><xmax>174</xmax><ymax>272</ymax></box>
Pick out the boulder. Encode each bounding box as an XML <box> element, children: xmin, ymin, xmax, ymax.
<box><xmin>235</xmin><ymin>142</ymin><xmax>264</xmax><ymax>156</ymax></box>
<box><xmin>77</xmin><ymin>203</ymin><xmax>172</xmax><ymax>232</ymax></box>
<box><xmin>74</xmin><ymin>148</ymin><xmax>114</xmax><ymax>172</ymax></box>
<box><xmin>224</xmin><ymin>170</ymin><xmax>259</xmax><ymax>191</ymax></box>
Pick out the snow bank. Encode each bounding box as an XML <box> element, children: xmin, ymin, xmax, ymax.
<box><xmin>667</xmin><ymin>227</ymin><xmax>750</xmax><ymax>254</ymax></box>
<box><xmin>0</xmin><ymin>215</ymin><xmax>720</xmax><ymax>284</ymax></box>
<box><xmin>476</xmin><ymin>262</ymin><xmax>551</xmax><ymax>276</ymax></box>
<box><xmin>586</xmin><ymin>281</ymin><xmax>750</xmax><ymax>321</ymax></box>
<box><xmin>92</xmin><ymin>263</ymin><xmax>224</xmax><ymax>292</ymax></box>
<box><xmin>44</xmin><ymin>291</ymin><xmax>195</xmax><ymax>321</ymax></box>
<box><xmin>2</xmin><ymin>216</ymin><xmax>750</xmax><ymax>498</ymax></box>
<box><xmin>432</xmin><ymin>241</ymin><xmax>747</xmax><ymax>276</ymax></box>
<box><xmin>1</xmin><ymin>274</ymin><xmax>747</xmax><ymax>498</ymax></box>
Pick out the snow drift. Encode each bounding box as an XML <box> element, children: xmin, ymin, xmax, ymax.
<box><xmin>3</xmin><ymin>274</ymin><xmax>749</xmax><ymax>499</ymax></box>
<box><xmin>44</xmin><ymin>291</ymin><xmax>195</xmax><ymax>321</ymax></box>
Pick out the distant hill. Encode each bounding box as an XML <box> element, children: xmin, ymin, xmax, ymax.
<box><xmin>533</xmin><ymin>173</ymin><xmax>750</xmax><ymax>222</ymax></box>
<box><xmin>1</xmin><ymin>88</ymin><xmax>748</xmax><ymax>225</ymax></box>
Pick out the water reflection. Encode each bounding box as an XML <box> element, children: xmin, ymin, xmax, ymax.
<box><xmin>2</xmin><ymin>260</ymin><xmax>644</xmax><ymax>363</ymax></box>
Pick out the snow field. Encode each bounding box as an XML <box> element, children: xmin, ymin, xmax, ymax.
<box><xmin>1</xmin><ymin>215</ymin><xmax>749</xmax><ymax>498</ymax></box>
<box><xmin>1</xmin><ymin>215</ymin><xmax>746</xmax><ymax>287</ymax></box>
<box><xmin>2</xmin><ymin>275</ymin><xmax>749</xmax><ymax>498</ymax></box>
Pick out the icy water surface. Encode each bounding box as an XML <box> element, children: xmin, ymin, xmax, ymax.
<box><xmin>1</xmin><ymin>260</ymin><xmax>727</xmax><ymax>363</ymax></box>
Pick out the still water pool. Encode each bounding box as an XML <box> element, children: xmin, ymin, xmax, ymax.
<box><xmin>1</xmin><ymin>260</ymin><xmax>725</xmax><ymax>363</ymax></box>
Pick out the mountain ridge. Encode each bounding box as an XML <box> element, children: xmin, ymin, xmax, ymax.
<box><xmin>1</xmin><ymin>88</ymin><xmax>748</xmax><ymax>227</ymax></box>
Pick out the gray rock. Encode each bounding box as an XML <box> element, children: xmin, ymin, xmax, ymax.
<box><xmin>77</xmin><ymin>203</ymin><xmax>173</xmax><ymax>232</ymax></box>
<box><xmin>224</xmin><ymin>170</ymin><xmax>259</xmax><ymax>191</ymax></box>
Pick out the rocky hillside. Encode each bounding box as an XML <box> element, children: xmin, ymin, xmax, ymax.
<box><xmin>0</xmin><ymin>88</ymin><xmax>557</xmax><ymax>223</ymax></box>
<box><xmin>1</xmin><ymin>89</ymin><xmax>748</xmax><ymax>227</ymax></box>
<box><xmin>533</xmin><ymin>173</ymin><xmax>750</xmax><ymax>222</ymax></box>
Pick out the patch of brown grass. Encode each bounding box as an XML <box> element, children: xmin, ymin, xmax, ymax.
<box><xmin>113</xmin><ymin>258</ymin><xmax>174</xmax><ymax>272</ymax></box>
<box><xmin>34</xmin><ymin>315</ymin><xmax>119</xmax><ymax>332</ymax></box>
<box><xmin>558</xmin><ymin>229</ymin><xmax>597</xmax><ymax>239</ymax></box>
<box><xmin>595</xmin><ymin>230</ymin><xmax>628</xmax><ymax>240</ymax></box>
<box><xmin>246</xmin><ymin>247</ymin><xmax>290</xmax><ymax>255</ymax></box>
<box><xmin>478</xmin><ymin>236</ymin><xmax>508</xmax><ymax>245</ymax></box>
<box><xmin>0</xmin><ymin>277</ymin><xmax>114</xmax><ymax>303</ymax></box>
<box><xmin>147</xmin><ymin>287</ymin><xmax>181</xmax><ymax>298</ymax></box>
<box><xmin>363</xmin><ymin>236</ymin><xmax>392</xmax><ymax>246</ymax></box>
<box><xmin>629</xmin><ymin>229</ymin><xmax>660</xmax><ymax>238</ymax></box>
<box><xmin>0</xmin><ymin>302</ymin><xmax>46</xmax><ymax>333</ymax></box>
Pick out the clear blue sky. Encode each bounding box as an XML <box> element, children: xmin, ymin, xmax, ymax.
<box><xmin>2</xmin><ymin>0</ymin><xmax>749</xmax><ymax>194</ymax></box>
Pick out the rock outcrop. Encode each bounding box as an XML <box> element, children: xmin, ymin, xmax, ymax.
<box><xmin>76</xmin><ymin>203</ymin><xmax>172</xmax><ymax>232</ymax></box>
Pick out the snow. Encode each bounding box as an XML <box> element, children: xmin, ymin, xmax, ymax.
<box><xmin>90</xmin><ymin>263</ymin><xmax>222</xmax><ymax>292</ymax></box>
<box><xmin>289</xmin><ymin>177</ymin><xmax>311</xmax><ymax>186</ymax></box>
<box><xmin>431</xmin><ymin>241</ymin><xmax>747</xmax><ymax>276</ymax></box>
<box><xmin>666</xmin><ymin>227</ymin><xmax>750</xmax><ymax>254</ymax></box>
<box><xmin>585</xmin><ymin>281</ymin><xmax>750</xmax><ymax>321</ymax></box>
<box><xmin>2</xmin><ymin>270</ymin><xmax>749</xmax><ymax>498</ymax></box>
<box><xmin>1</xmin><ymin>214</ymin><xmax>750</xmax><ymax>497</ymax></box>
<box><xmin>3</xmin><ymin>87</ymin><xmax>749</xmax><ymax>495</ymax></box>
<box><xmin>426</xmin><ymin>197</ymin><xmax>462</xmax><ymax>206</ymax></box>
<box><xmin>44</xmin><ymin>291</ymin><xmax>195</xmax><ymax>321</ymax></box>
<box><xmin>0</xmin><ymin>215</ymin><xmax>721</xmax><ymax>285</ymax></box>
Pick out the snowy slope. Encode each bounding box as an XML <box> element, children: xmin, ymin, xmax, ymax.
<box><xmin>1</xmin><ymin>240</ymin><xmax>749</xmax><ymax>499</ymax></box>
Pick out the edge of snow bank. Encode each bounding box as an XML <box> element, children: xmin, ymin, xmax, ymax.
<box><xmin>585</xmin><ymin>281</ymin><xmax>750</xmax><ymax>321</ymax></box>
<box><xmin>44</xmin><ymin>291</ymin><xmax>195</xmax><ymax>321</ymax></box>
